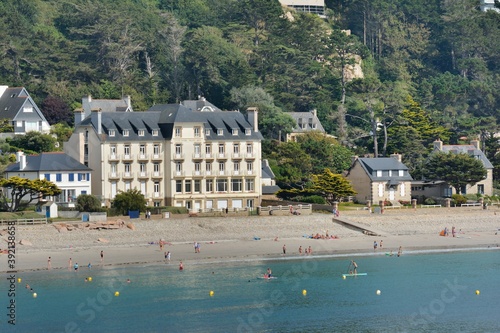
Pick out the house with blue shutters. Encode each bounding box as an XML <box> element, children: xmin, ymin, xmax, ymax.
<box><xmin>4</xmin><ymin>151</ymin><xmax>92</xmax><ymax>205</ymax></box>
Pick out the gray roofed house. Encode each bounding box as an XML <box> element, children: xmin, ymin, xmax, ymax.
<box><xmin>286</xmin><ymin>109</ymin><xmax>330</xmax><ymax>142</ymax></box>
<box><xmin>262</xmin><ymin>159</ymin><xmax>280</xmax><ymax>199</ymax></box>
<box><xmin>4</xmin><ymin>151</ymin><xmax>92</xmax><ymax>205</ymax></box>
<box><xmin>414</xmin><ymin>139</ymin><xmax>494</xmax><ymax>197</ymax></box>
<box><xmin>346</xmin><ymin>154</ymin><xmax>413</xmax><ymax>205</ymax></box>
<box><xmin>0</xmin><ymin>86</ymin><xmax>51</xmax><ymax>134</ymax></box>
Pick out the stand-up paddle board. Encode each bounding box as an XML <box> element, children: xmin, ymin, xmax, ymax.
<box><xmin>342</xmin><ymin>273</ymin><xmax>367</xmax><ymax>277</ymax></box>
<box><xmin>257</xmin><ymin>276</ymin><xmax>278</xmax><ymax>280</ymax></box>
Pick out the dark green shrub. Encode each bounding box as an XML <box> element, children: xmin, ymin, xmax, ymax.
<box><xmin>424</xmin><ymin>197</ymin><xmax>437</xmax><ymax>205</ymax></box>
<box><xmin>300</xmin><ymin>195</ymin><xmax>326</xmax><ymax>204</ymax></box>
<box><xmin>451</xmin><ymin>194</ymin><xmax>467</xmax><ymax>206</ymax></box>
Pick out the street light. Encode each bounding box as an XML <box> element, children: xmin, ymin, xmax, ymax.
<box><xmin>345</xmin><ymin>113</ymin><xmax>383</xmax><ymax>157</ymax></box>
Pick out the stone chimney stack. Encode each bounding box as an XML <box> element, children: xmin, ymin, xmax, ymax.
<box><xmin>471</xmin><ymin>139</ymin><xmax>480</xmax><ymax>150</ymax></box>
<box><xmin>125</xmin><ymin>95</ymin><xmax>132</xmax><ymax>110</ymax></box>
<box><xmin>433</xmin><ymin>139</ymin><xmax>443</xmax><ymax>151</ymax></box>
<box><xmin>312</xmin><ymin>109</ymin><xmax>317</xmax><ymax>118</ymax></box>
<box><xmin>82</xmin><ymin>94</ymin><xmax>92</xmax><ymax>118</ymax></box>
<box><xmin>390</xmin><ymin>153</ymin><xmax>402</xmax><ymax>162</ymax></box>
<box><xmin>247</xmin><ymin>107</ymin><xmax>259</xmax><ymax>132</ymax></box>
<box><xmin>16</xmin><ymin>151</ymin><xmax>26</xmax><ymax>170</ymax></box>
<box><xmin>91</xmin><ymin>109</ymin><xmax>102</xmax><ymax>135</ymax></box>
<box><xmin>74</xmin><ymin>109</ymin><xmax>85</xmax><ymax>126</ymax></box>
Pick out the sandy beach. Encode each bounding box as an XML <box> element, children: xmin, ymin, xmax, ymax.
<box><xmin>2</xmin><ymin>207</ymin><xmax>500</xmax><ymax>272</ymax></box>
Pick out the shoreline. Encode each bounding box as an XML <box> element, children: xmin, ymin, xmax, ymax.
<box><xmin>2</xmin><ymin>208</ymin><xmax>500</xmax><ymax>273</ymax></box>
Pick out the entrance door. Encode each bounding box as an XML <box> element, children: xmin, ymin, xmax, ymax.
<box><xmin>389</xmin><ymin>188</ymin><xmax>395</xmax><ymax>201</ymax></box>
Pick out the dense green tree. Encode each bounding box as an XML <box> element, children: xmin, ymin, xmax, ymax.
<box><xmin>296</xmin><ymin>132</ymin><xmax>353</xmax><ymax>174</ymax></box>
<box><xmin>309</xmin><ymin>168</ymin><xmax>356</xmax><ymax>204</ymax></box>
<box><xmin>76</xmin><ymin>194</ymin><xmax>102</xmax><ymax>212</ymax></box>
<box><xmin>422</xmin><ymin>152</ymin><xmax>487</xmax><ymax>194</ymax></box>
<box><xmin>267</xmin><ymin>141</ymin><xmax>312</xmax><ymax>186</ymax></box>
<box><xmin>8</xmin><ymin>132</ymin><xmax>57</xmax><ymax>153</ymax></box>
<box><xmin>112</xmin><ymin>189</ymin><xmax>147</xmax><ymax>215</ymax></box>
<box><xmin>0</xmin><ymin>176</ymin><xmax>61</xmax><ymax>212</ymax></box>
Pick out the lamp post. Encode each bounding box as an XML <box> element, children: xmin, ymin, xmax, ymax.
<box><xmin>345</xmin><ymin>113</ymin><xmax>382</xmax><ymax>157</ymax></box>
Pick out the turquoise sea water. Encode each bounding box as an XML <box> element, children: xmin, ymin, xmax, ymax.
<box><xmin>2</xmin><ymin>249</ymin><xmax>500</xmax><ymax>333</ymax></box>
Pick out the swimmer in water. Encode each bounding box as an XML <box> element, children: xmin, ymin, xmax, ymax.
<box><xmin>179</xmin><ymin>261</ymin><xmax>184</xmax><ymax>271</ymax></box>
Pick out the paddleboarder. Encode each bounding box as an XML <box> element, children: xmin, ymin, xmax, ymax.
<box><xmin>351</xmin><ymin>260</ymin><xmax>358</xmax><ymax>274</ymax></box>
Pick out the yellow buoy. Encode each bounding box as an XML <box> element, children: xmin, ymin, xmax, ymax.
<box><xmin>209</xmin><ymin>291</ymin><xmax>214</xmax><ymax>297</ymax></box>
<box><xmin>376</xmin><ymin>290</ymin><xmax>381</xmax><ymax>295</ymax></box>
<box><xmin>33</xmin><ymin>293</ymin><xmax>37</xmax><ymax>298</ymax></box>
<box><xmin>88</xmin><ymin>277</ymin><xmax>92</xmax><ymax>282</ymax></box>
<box><xmin>114</xmin><ymin>291</ymin><xmax>120</xmax><ymax>297</ymax></box>
<box><xmin>302</xmin><ymin>289</ymin><xmax>307</xmax><ymax>296</ymax></box>
<box><xmin>342</xmin><ymin>275</ymin><xmax>346</xmax><ymax>280</ymax></box>
<box><xmin>475</xmin><ymin>290</ymin><xmax>480</xmax><ymax>295</ymax></box>
<box><xmin>17</xmin><ymin>278</ymin><xmax>22</xmax><ymax>283</ymax></box>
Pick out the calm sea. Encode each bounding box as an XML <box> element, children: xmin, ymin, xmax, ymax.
<box><xmin>2</xmin><ymin>249</ymin><xmax>500</xmax><ymax>333</ymax></box>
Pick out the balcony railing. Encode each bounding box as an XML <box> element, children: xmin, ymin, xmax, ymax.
<box><xmin>151</xmin><ymin>171</ymin><xmax>163</xmax><ymax>178</ymax></box>
<box><xmin>192</xmin><ymin>153</ymin><xmax>203</xmax><ymax>159</ymax></box>
<box><xmin>109</xmin><ymin>154</ymin><xmax>120</xmax><ymax>161</ymax></box>
<box><xmin>121</xmin><ymin>154</ymin><xmax>134</xmax><ymax>161</ymax></box>
<box><xmin>137</xmin><ymin>154</ymin><xmax>149</xmax><ymax>161</ymax></box>
<box><xmin>151</xmin><ymin>153</ymin><xmax>162</xmax><ymax>160</ymax></box>
<box><xmin>205</xmin><ymin>153</ymin><xmax>214</xmax><ymax>159</ymax></box>
<box><xmin>245</xmin><ymin>153</ymin><xmax>255</xmax><ymax>159</ymax></box>
<box><xmin>108</xmin><ymin>172</ymin><xmax>121</xmax><ymax>179</ymax></box>
<box><xmin>172</xmin><ymin>153</ymin><xmax>184</xmax><ymax>160</ymax></box>
<box><xmin>137</xmin><ymin>171</ymin><xmax>149</xmax><ymax>178</ymax></box>
<box><xmin>232</xmin><ymin>153</ymin><xmax>243</xmax><ymax>159</ymax></box>
<box><xmin>174</xmin><ymin>170</ymin><xmax>185</xmax><ymax>177</ymax></box>
<box><xmin>122</xmin><ymin>172</ymin><xmax>134</xmax><ymax>179</ymax></box>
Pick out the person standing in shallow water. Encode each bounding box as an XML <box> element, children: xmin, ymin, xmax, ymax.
<box><xmin>283</xmin><ymin>244</ymin><xmax>286</xmax><ymax>255</ymax></box>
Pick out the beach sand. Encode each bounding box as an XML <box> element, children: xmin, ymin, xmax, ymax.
<box><xmin>2</xmin><ymin>207</ymin><xmax>500</xmax><ymax>272</ymax></box>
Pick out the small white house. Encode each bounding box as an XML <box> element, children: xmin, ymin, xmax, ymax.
<box><xmin>4</xmin><ymin>151</ymin><xmax>92</xmax><ymax>206</ymax></box>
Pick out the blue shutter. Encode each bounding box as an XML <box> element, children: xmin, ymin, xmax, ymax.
<box><xmin>87</xmin><ymin>173</ymin><xmax>90</xmax><ymax>181</ymax></box>
<box><xmin>78</xmin><ymin>173</ymin><xmax>82</xmax><ymax>181</ymax></box>
<box><xmin>69</xmin><ymin>173</ymin><xmax>74</xmax><ymax>182</ymax></box>
<box><xmin>45</xmin><ymin>174</ymin><xmax>50</xmax><ymax>181</ymax></box>
<box><xmin>56</xmin><ymin>174</ymin><xmax>62</xmax><ymax>182</ymax></box>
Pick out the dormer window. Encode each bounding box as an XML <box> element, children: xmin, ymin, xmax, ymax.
<box><xmin>217</xmin><ymin>129</ymin><xmax>223</xmax><ymax>136</ymax></box>
<box><xmin>399</xmin><ymin>170</ymin><xmax>404</xmax><ymax>177</ymax></box>
<box><xmin>376</xmin><ymin>170</ymin><xmax>382</xmax><ymax>177</ymax></box>
<box><xmin>232</xmin><ymin>129</ymin><xmax>238</xmax><ymax>136</ymax></box>
<box><xmin>152</xmin><ymin>129</ymin><xmax>158</xmax><ymax>136</ymax></box>
<box><xmin>109</xmin><ymin>130</ymin><xmax>115</xmax><ymax>137</ymax></box>
<box><xmin>205</xmin><ymin>129</ymin><xmax>210</xmax><ymax>136</ymax></box>
<box><xmin>245</xmin><ymin>129</ymin><xmax>251</xmax><ymax>136</ymax></box>
<box><xmin>123</xmin><ymin>130</ymin><xmax>129</xmax><ymax>137</ymax></box>
<box><xmin>10</xmin><ymin>94</ymin><xmax>16</xmax><ymax>98</ymax></box>
<box><xmin>138</xmin><ymin>130</ymin><xmax>145</xmax><ymax>137</ymax></box>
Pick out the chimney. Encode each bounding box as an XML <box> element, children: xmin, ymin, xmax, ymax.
<box><xmin>433</xmin><ymin>139</ymin><xmax>443</xmax><ymax>151</ymax></box>
<box><xmin>82</xmin><ymin>94</ymin><xmax>92</xmax><ymax>118</ymax></box>
<box><xmin>246</xmin><ymin>107</ymin><xmax>259</xmax><ymax>132</ymax></box>
<box><xmin>312</xmin><ymin>109</ymin><xmax>317</xmax><ymax>118</ymax></box>
<box><xmin>390</xmin><ymin>153</ymin><xmax>402</xmax><ymax>162</ymax></box>
<box><xmin>74</xmin><ymin>109</ymin><xmax>85</xmax><ymax>126</ymax></box>
<box><xmin>470</xmin><ymin>139</ymin><xmax>480</xmax><ymax>150</ymax></box>
<box><xmin>351</xmin><ymin>155</ymin><xmax>359</xmax><ymax>166</ymax></box>
<box><xmin>91</xmin><ymin>109</ymin><xmax>102</xmax><ymax>135</ymax></box>
<box><xmin>125</xmin><ymin>95</ymin><xmax>132</xmax><ymax>110</ymax></box>
<box><xmin>0</xmin><ymin>85</ymin><xmax>8</xmax><ymax>98</ymax></box>
<box><xmin>16</xmin><ymin>151</ymin><xmax>26</xmax><ymax>170</ymax></box>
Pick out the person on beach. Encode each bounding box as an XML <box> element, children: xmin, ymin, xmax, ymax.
<box><xmin>444</xmin><ymin>227</ymin><xmax>449</xmax><ymax>236</ymax></box>
<box><xmin>452</xmin><ymin>226</ymin><xmax>456</xmax><ymax>237</ymax></box>
<box><xmin>160</xmin><ymin>239</ymin><xmax>164</xmax><ymax>251</ymax></box>
<box><xmin>166</xmin><ymin>251</ymin><xmax>171</xmax><ymax>262</ymax></box>
<box><xmin>194</xmin><ymin>242</ymin><xmax>198</xmax><ymax>253</ymax></box>
<box><xmin>179</xmin><ymin>261</ymin><xmax>184</xmax><ymax>271</ymax></box>
<box><xmin>127</xmin><ymin>279</ymin><xmax>131</xmax><ymax>283</ymax></box>
<box><xmin>47</xmin><ymin>257</ymin><xmax>51</xmax><ymax>270</ymax></box>
<box><xmin>308</xmin><ymin>246</ymin><xmax>312</xmax><ymax>255</ymax></box>
<box><xmin>68</xmin><ymin>258</ymin><xmax>72</xmax><ymax>270</ymax></box>
<box><xmin>373</xmin><ymin>241</ymin><xmax>378</xmax><ymax>250</ymax></box>
<box><xmin>100</xmin><ymin>250</ymin><xmax>104</xmax><ymax>263</ymax></box>
<box><xmin>88</xmin><ymin>263</ymin><xmax>92</xmax><ymax>269</ymax></box>
<box><xmin>299</xmin><ymin>246</ymin><xmax>303</xmax><ymax>255</ymax></box>
<box><xmin>74</xmin><ymin>263</ymin><xmax>79</xmax><ymax>271</ymax></box>
<box><xmin>266</xmin><ymin>268</ymin><xmax>272</xmax><ymax>278</ymax></box>
<box><xmin>351</xmin><ymin>260</ymin><xmax>358</xmax><ymax>274</ymax></box>
<box><xmin>380</xmin><ymin>240</ymin><xmax>383</xmax><ymax>248</ymax></box>
<box><xmin>398</xmin><ymin>246</ymin><xmax>403</xmax><ymax>257</ymax></box>
<box><xmin>283</xmin><ymin>244</ymin><xmax>286</xmax><ymax>255</ymax></box>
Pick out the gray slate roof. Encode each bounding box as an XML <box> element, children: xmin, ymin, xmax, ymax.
<box><xmin>0</xmin><ymin>87</ymin><xmax>29</xmax><ymax>119</ymax></box>
<box><xmin>288</xmin><ymin>111</ymin><xmax>325</xmax><ymax>133</ymax></box>
<box><xmin>5</xmin><ymin>152</ymin><xmax>92</xmax><ymax>172</ymax></box>
<box><xmin>261</xmin><ymin>160</ymin><xmax>276</xmax><ymax>180</ymax></box>
<box><xmin>357</xmin><ymin>157</ymin><xmax>413</xmax><ymax>181</ymax></box>
<box><xmin>439</xmin><ymin>144</ymin><xmax>494</xmax><ymax>169</ymax></box>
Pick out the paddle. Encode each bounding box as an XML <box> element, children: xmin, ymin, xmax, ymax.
<box><xmin>346</xmin><ymin>261</ymin><xmax>352</xmax><ymax>274</ymax></box>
